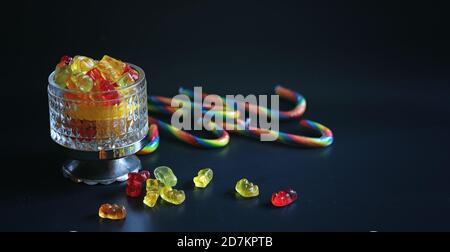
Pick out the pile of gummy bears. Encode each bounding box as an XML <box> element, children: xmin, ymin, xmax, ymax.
<box><xmin>51</xmin><ymin>55</ymin><xmax>301</xmax><ymax>220</ymax></box>
<box><xmin>98</xmin><ymin>166</ymin><xmax>298</xmax><ymax>220</ymax></box>
<box><xmin>54</xmin><ymin>55</ymin><xmax>139</xmax><ymax>95</ymax></box>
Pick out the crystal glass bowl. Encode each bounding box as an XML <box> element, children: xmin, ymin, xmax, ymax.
<box><xmin>47</xmin><ymin>64</ymin><xmax>150</xmax><ymax>185</ymax></box>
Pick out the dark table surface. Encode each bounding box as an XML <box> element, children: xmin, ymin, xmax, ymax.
<box><xmin>1</xmin><ymin>0</ymin><xmax>450</xmax><ymax>231</ymax></box>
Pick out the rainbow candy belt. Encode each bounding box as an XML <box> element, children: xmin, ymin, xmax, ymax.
<box><xmin>137</xmin><ymin>85</ymin><xmax>333</xmax><ymax>154</ymax></box>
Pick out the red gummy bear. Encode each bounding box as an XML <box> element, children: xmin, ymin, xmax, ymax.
<box><xmin>86</xmin><ymin>68</ymin><xmax>105</xmax><ymax>83</ymax></box>
<box><xmin>58</xmin><ymin>55</ymin><xmax>72</xmax><ymax>67</ymax></box>
<box><xmin>126</xmin><ymin>171</ymin><xmax>151</xmax><ymax>197</ymax></box>
<box><xmin>271</xmin><ymin>188</ymin><xmax>298</xmax><ymax>207</ymax></box>
<box><xmin>93</xmin><ymin>79</ymin><xmax>119</xmax><ymax>105</ymax></box>
<box><xmin>139</xmin><ymin>170</ymin><xmax>151</xmax><ymax>180</ymax></box>
<box><xmin>124</xmin><ymin>64</ymin><xmax>139</xmax><ymax>80</ymax></box>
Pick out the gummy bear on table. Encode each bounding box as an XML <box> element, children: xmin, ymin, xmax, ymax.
<box><xmin>193</xmin><ymin>168</ymin><xmax>213</xmax><ymax>188</ymax></box>
<box><xmin>160</xmin><ymin>185</ymin><xmax>186</xmax><ymax>205</ymax></box>
<box><xmin>141</xmin><ymin>166</ymin><xmax>186</xmax><ymax>207</ymax></box>
<box><xmin>271</xmin><ymin>188</ymin><xmax>298</xmax><ymax>207</ymax></box>
<box><xmin>143</xmin><ymin>179</ymin><xmax>161</xmax><ymax>207</ymax></box>
<box><xmin>126</xmin><ymin>171</ymin><xmax>150</xmax><ymax>198</ymax></box>
<box><xmin>98</xmin><ymin>203</ymin><xmax>127</xmax><ymax>220</ymax></box>
<box><xmin>235</xmin><ymin>178</ymin><xmax>259</xmax><ymax>198</ymax></box>
<box><xmin>154</xmin><ymin>166</ymin><xmax>178</xmax><ymax>187</ymax></box>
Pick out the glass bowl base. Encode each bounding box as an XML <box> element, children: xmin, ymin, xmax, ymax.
<box><xmin>62</xmin><ymin>155</ymin><xmax>141</xmax><ymax>185</ymax></box>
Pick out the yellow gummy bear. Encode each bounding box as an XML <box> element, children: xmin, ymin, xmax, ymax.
<box><xmin>70</xmin><ymin>55</ymin><xmax>96</xmax><ymax>74</ymax></box>
<box><xmin>117</xmin><ymin>72</ymin><xmax>135</xmax><ymax>87</ymax></box>
<box><xmin>235</xmin><ymin>178</ymin><xmax>259</xmax><ymax>198</ymax></box>
<box><xmin>70</xmin><ymin>72</ymin><xmax>93</xmax><ymax>92</ymax></box>
<box><xmin>193</xmin><ymin>168</ymin><xmax>213</xmax><ymax>188</ymax></box>
<box><xmin>96</xmin><ymin>55</ymin><xmax>126</xmax><ymax>83</ymax></box>
<box><xmin>160</xmin><ymin>185</ymin><xmax>185</xmax><ymax>205</ymax></box>
<box><xmin>143</xmin><ymin>179</ymin><xmax>160</xmax><ymax>207</ymax></box>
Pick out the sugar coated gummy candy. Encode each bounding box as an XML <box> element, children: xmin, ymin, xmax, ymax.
<box><xmin>193</xmin><ymin>168</ymin><xmax>213</xmax><ymax>188</ymax></box>
<box><xmin>98</xmin><ymin>203</ymin><xmax>127</xmax><ymax>220</ymax></box>
<box><xmin>235</xmin><ymin>178</ymin><xmax>259</xmax><ymax>198</ymax></box>
<box><xmin>154</xmin><ymin>166</ymin><xmax>177</xmax><ymax>187</ymax></box>
<box><xmin>271</xmin><ymin>188</ymin><xmax>298</xmax><ymax>207</ymax></box>
<box><xmin>160</xmin><ymin>185</ymin><xmax>185</xmax><ymax>205</ymax></box>
<box><xmin>143</xmin><ymin>179</ymin><xmax>160</xmax><ymax>207</ymax></box>
<box><xmin>126</xmin><ymin>171</ymin><xmax>150</xmax><ymax>197</ymax></box>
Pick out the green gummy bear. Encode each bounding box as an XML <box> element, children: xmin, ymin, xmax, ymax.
<box><xmin>54</xmin><ymin>65</ymin><xmax>71</xmax><ymax>88</ymax></box>
<box><xmin>154</xmin><ymin>166</ymin><xmax>177</xmax><ymax>187</ymax></box>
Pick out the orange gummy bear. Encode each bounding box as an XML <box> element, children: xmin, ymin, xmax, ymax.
<box><xmin>98</xmin><ymin>203</ymin><xmax>127</xmax><ymax>220</ymax></box>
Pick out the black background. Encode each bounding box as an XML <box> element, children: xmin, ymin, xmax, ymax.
<box><xmin>1</xmin><ymin>0</ymin><xmax>450</xmax><ymax>231</ymax></box>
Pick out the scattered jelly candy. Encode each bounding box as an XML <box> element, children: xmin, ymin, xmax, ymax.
<box><xmin>143</xmin><ymin>179</ymin><xmax>160</xmax><ymax>207</ymax></box>
<box><xmin>154</xmin><ymin>166</ymin><xmax>177</xmax><ymax>187</ymax></box>
<box><xmin>160</xmin><ymin>185</ymin><xmax>185</xmax><ymax>205</ymax></box>
<box><xmin>124</xmin><ymin>64</ymin><xmax>139</xmax><ymax>80</ymax></box>
<box><xmin>70</xmin><ymin>72</ymin><xmax>94</xmax><ymax>92</ymax></box>
<box><xmin>98</xmin><ymin>203</ymin><xmax>127</xmax><ymax>220</ymax></box>
<box><xmin>193</xmin><ymin>168</ymin><xmax>213</xmax><ymax>188</ymax></box>
<box><xmin>96</xmin><ymin>55</ymin><xmax>126</xmax><ymax>82</ymax></box>
<box><xmin>235</xmin><ymin>178</ymin><xmax>259</xmax><ymax>198</ymax></box>
<box><xmin>126</xmin><ymin>171</ymin><xmax>148</xmax><ymax>197</ymax></box>
<box><xmin>117</xmin><ymin>72</ymin><xmax>135</xmax><ymax>87</ymax></box>
<box><xmin>271</xmin><ymin>188</ymin><xmax>298</xmax><ymax>207</ymax></box>
<box><xmin>70</xmin><ymin>55</ymin><xmax>96</xmax><ymax>74</ymax></box>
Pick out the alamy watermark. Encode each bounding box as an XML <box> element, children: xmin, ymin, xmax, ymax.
<box><xmin>170</xmin><ymin>87</ymin><xmax>279</xmax><ymax>141</ymax></box>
